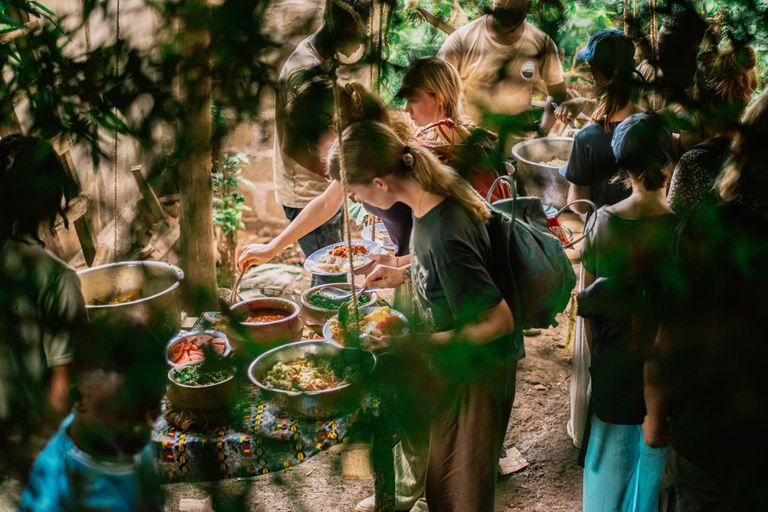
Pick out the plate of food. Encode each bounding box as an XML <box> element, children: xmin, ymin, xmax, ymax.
<box><xmin>361</xmin><ymin>222</ymin><xmax>396</xmax><ymax>251</ymax></box>
<box><xmin>323</xmin><ymin>305</ymin><xmax>408</xmax><ymax>351</ymax></box>
<box><xmin>304</xmin><ymin>240</ymin><xmax>381</xmax><ymax>276</ymax></box>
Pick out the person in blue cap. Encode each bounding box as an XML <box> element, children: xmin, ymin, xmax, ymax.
<box><xmin>577</xmin><ymin>111</ymin><xmax>677</xmax><ymax>512</ymax></box>
<box><xmin>557</xmin><ymin>29</ymin><xmax>645</xmax><ymax>216</ymax></box>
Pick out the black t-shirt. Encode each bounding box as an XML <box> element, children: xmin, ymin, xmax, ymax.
<box><xmin>581</xmin><ymin>207</ymin><xmax>676</xmax><ymax>424</ymax></box>
<box><xmin>660</xmin><ymin>203</ymin><xmax>768</xmax><ymax>477</ymax></box>
<box><xmin>565</xmin><ymin>122</ymin><xmax>631</xmax><ymax>209</ymax></box>
<box><xmin>362</xmin><ymin>201</ymin><xmax>412</xmax><ymax>257</ymax></box>
<box><xmin>410</xmin><ymin>198</ymin><xmax>523</xmax><ymax>363</ymax></box>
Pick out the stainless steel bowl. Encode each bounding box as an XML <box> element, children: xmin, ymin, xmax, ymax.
<box><xmin>77</xmin><ymin>261</ymin><xmax>184</xmax><ymax>340</ymax></box>
<box><xmin>248</xmin><ymin>340</ymin><xmax>376</xmax><ymax>418</ymax></box>
<box><xmin>512</xmin><ymin>137</ymin><xmax>574</xmax><ymax>209</ymax></box>
<box><xmin>167</xmin><ymin>362</ymin><xmax>237</xmax><ymax>413</ymax></box>
<box><xmin>299</xmin><ymin>284</ymin><xmax>378</xmax><ymax>326</ymax></box>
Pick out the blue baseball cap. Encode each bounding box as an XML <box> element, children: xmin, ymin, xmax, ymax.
<box><xmin>577</xmin><ymin>29</ymin><xmax>635</xmax><ymax>74</ymax></box>
<box><xmin>612</xmin><ymin>112</ymin><xmax>676</xmax><ymax>173</ymax></box>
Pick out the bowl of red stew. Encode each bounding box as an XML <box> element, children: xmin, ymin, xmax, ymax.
<box><xmin>230</xmin><ymin>297</ymin><xmax>304</xmax><ymax>347</ymax></box>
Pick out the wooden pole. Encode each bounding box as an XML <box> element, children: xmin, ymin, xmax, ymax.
<box><xmin>131</xmin><ymin>165</ymin><xmax>166</xmax><ymax>223</ymax></box>
<box><xmin>178</xmin><ymin>0</ymin><xmax>217</xmax><ymax>314</ymax></box>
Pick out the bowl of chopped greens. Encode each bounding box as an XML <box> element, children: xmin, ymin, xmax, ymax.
<box><xmin>167</xmin><ymin>361</ymin><xmax>237</xmax><ymax>412</ymax></box>
<box><xmin>300</xmin><ymin>284</ymin><xmax>377</xmax><ymax>326</ymax></box>
<box><xmin>247</xmin><ymin>340</ymin><xmax>376</xmax><ymax>418</ymax></box>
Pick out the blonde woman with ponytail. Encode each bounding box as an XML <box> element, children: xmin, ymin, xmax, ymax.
<box><xmin>332</xmin><ymin>121</ymin><xmax>519</xmax><ymax>512</ymax></box>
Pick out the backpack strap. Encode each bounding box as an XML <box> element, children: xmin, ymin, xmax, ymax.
<box><xmin>555</xmin><ymin>199</ymin><xmax>597</xmax><ymax>249</ymax></box>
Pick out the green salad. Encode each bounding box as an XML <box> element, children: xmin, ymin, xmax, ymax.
<box><xmin>307</xmin><ymin>291</ymin><xmax>371</xmax><ymax>311</ymax></box>
<box><xmin>174</xmin><ymin>363</ymin><xmax>232</xmax><ymax>386</ymax></box>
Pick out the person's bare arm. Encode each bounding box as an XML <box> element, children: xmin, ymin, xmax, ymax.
<box><xmin>430</xmin><ymin>299</ymin><xmax>514</xmax><ymax>346</ymax></box>
<box><xmin>541</xmin><ymin>81</ymin><xmax>568</xmax><ymax>134</ymax></box>
<box><xmin>554</xmin><ymin>97</ymin><xmax>596</xmax><ymax>125</ymax></box>
<box><xmin>643</xmin><ymin>324</ymin><xmax>674</xmax><ymax>448</ymax></box>
<box><xmin>49</xmin><ymin>364</ymin><xmax>71</xmax><ymax>418</ymax></box>
<box><xmin>239</xmin><ymin>181</ymin><xmax>344</xmax><ymax>269</ymax></box>
<box><xmin>567</xmin><ymin>184</ymin><xmax>593</xmax><ymax>214</ymax></box>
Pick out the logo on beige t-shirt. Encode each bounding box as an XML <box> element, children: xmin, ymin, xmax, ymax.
<box><xmin>520</xmin><ymin>60</ymin><xmax>536</xmax><ymax>81</ymax></box>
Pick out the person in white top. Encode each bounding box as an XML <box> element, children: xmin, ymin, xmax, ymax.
<box><xmin>273</xmin><ymin>0</ymin><xmax>370</xmax><ymax>285</ymax></box>
<box><xmin>437</xmin><ymin>0</ymin><xmax>566</xmax><ymax>148</ymax></box>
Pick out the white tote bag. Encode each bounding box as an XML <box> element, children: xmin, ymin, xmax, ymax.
<box><xmin>568</xmin><ymin>264</ymin><xmax>591</xmax><ymax>448</ymax></box>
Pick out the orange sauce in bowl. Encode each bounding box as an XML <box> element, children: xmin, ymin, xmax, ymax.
<box><xmin>245</xmin><ymin>309</ymin><xmax>289</xmax><ymax>323</ymax></box>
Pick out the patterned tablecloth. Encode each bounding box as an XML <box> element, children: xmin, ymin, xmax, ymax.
<box><xmin>151</xmin><ymin>312</ymin><xmax>398</xmax><ymax>511</ymax></box>
<box><xmin>152</xmin><ymin>388</ymin><xmax>371</xmax><ymax>482</ymax></box>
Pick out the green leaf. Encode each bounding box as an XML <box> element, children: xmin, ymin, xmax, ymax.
<box><xmin>347</xmin><ymin>200</ymin><xmax>369</xmax><ymax>226</ymax></box>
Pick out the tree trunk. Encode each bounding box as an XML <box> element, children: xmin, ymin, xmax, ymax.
<box><xmin>178</xmin><ymin>0</ymin><xmax>217</xmax><ymax>314</ymax></box>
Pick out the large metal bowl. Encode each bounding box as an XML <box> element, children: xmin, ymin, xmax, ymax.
<box><xmin>248</xmin><ymin>340</ymin><xmax>376</xmax><ymax>418</ymax></box>
<box><xmin>512</xmin><ymin>137</ymin><xmax>573</xmax><ymax>209</ymax></box>
<box><xmin>77</xmin><ymin>261</ymin><xmax>184</xmax><ymax>340</ymax></box>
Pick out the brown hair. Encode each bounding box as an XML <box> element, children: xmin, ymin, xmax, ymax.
<box><xmin>591</xmin><ymin>69</ymin><xmax>636</xmax><ymax>131</ymax></box>
<box><xmin>697</xmin><ymin>45</ymin><xmax>757</xmax><ymax>125</ymax></box>
<box><xmin>613</xmin><ymin>162</ymin><xmax>672</xmax><ymax>192</ymax></box>
<box><xmin>717</xmin><ymin>92</ymin><xmax>768</xmax><ymax>210</ymax></box>
<box><xmin>286</xmin><ymin>78</ymin><xmax>409</xmax><ymax>146</ymax></box>
<box><xmin>343</xmin><ymin>82</ymin><xmax>411</xmax><ymax>142</ymax></box>
<box><xmin>328</xmin><ymin>121</ymin><xmax>490</xmax><ymax>223</ymax></box>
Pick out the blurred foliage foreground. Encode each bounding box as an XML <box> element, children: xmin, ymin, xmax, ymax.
<box><xmin>0</xmin><ymin>0</ymin><xmax>766</xmax><ymax>179</ymax></box>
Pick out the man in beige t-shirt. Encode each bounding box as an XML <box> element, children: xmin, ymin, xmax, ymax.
<box><xmin>438</xmin><ymin>0</ymin><xmax>566</xmax><ymax>149</ymax></box>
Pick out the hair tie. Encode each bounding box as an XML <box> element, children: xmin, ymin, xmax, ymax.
<box><xmin>402</xmin><ymin>145</ymin><xmax>414</xmax><ymax>168</ymax></box>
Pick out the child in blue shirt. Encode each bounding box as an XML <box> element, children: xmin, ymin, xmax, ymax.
<box><xmin>18</xmin><ymin>320</ymin><xmax>166</xmax><ymax>512</ymax></box>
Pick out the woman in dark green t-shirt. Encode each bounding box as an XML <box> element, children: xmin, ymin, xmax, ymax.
<box><xmin>329</xmin><ymin>120</ymin><xmax>518</xmax><ymax>512</ymax></box>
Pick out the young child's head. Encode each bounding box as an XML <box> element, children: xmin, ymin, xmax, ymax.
<box><xmin>71</xmin><ymin>318</ymin><xmax>167</xmax><ymax>460</ymax></box>
<box><xmin>611</xmin><ymin>112</ymin><xmax>676</xmax><ymax>191</ymax></box>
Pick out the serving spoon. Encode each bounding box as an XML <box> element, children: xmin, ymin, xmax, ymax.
<box><xmin>230</xmin><ymin>268</ymin><xmax>247</xmax><ymax>305</ymax></box>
